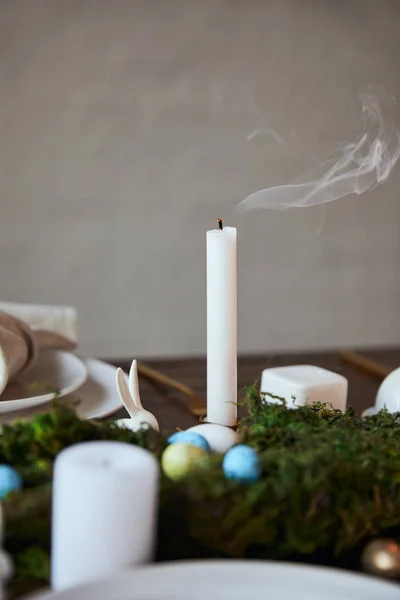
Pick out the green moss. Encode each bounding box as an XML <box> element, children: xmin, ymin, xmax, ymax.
<box><xmin>2</xmin><ymin>390</ymin><xmax>400</xmax><ymax>595</ymax></box>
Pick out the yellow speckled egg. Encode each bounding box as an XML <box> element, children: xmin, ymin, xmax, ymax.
<box><xmin>161</xmin><ymin>443</ymin><xmax>207</xmax><ymax>481</ymax></box>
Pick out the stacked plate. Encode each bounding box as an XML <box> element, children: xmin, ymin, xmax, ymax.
<box><xmin>1</xmin><ymin>351</ymin><xmax>124</xmax><ymax>422</ymax></box>
<box><xmin>0</xmin><ymin>311</ymin><xmax>123</xmax><ymax>422</ymax></box>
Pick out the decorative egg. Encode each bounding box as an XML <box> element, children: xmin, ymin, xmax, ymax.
<box><xmin>161</xmin><ymin>443</ymin><xmax>207</xmax><ymax>481</ymax></box>
<box><xmin>168</xmin><ymin>431</ymin><xmax>210</xmax><ymax>452</ymax></box>
<box><xmin>222</xmin><ymin>445</ymin><xmax>261</xmax><ymax>483</ymax></box>
<box><xmin>362</xmin><ymin>539</ymin><xmax>400</xmax><ymax>579</ymax></box>
<box><xmin>0</xmin><ymin>465</ymin><xmax>22</xmax><ymax>498</ymax></box>
<box><xmin>186</xmin><ymin>423</ymin><xmax>237</xmax><ymax>453</ymax></box>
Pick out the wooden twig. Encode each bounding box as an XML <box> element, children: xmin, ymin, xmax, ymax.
<box><xmin>340</xmin><ymin>350</ymin><xmax>391</xmax><ymax>381</ymax></box>
<box><xmin>137</xmin><ymin>362</ymin><xmax>206</xmax><ymax>416</ymax></box>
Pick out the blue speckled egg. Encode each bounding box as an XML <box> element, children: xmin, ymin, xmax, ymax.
<box><xmin>222</xmin><ymin>445</ymin><xmax>261</xmax><ymax>483</ymax></box>
<box><xmin>0</xmin><ymin>465</ymin><xmax>22</xmax><ymax>498</ymax></box>
<box><xmin>168</xmin><ymin>431</ymin><xmax>211</xmax><ymax>452</ymax></box>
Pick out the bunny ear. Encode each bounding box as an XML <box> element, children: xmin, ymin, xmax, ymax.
<box><xmin>116</xmin><ymin>368</ymin><xmax>138</xmax><ymax>418</ymax></box>
<box><xmin>128</xmin><ymin>359</ymin><xmax>143</xmax><ymax>409</ymax></box>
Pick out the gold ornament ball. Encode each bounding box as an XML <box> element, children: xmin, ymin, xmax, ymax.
<box><xmin>362</xmin><ymin>539</ymin><xmax>400</xmax><ymax>579</ymax></box>
<box><xmin>161</xmin><ymin>443</ymin><xmax>207</xmax><ymax>481</ymax></box>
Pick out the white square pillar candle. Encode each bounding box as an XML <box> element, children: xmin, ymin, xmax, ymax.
<box><xmin>260</xmin><ymin>365</ymin><xmax>348</xmax><ymax>411</ymax></box>
<box><xmin>51</xmin><ymin>441</ymin><xmax>159</xmax><ymax>590</ymax></box>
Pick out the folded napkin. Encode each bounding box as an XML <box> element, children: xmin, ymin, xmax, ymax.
<box><xmin>0</xmin><ymin>304</ymin><xmax>78</xmax><ymax>396</ymax></box>
<box><xmin>0</xmin><ymin>313</ymin><xmax>29</xmax><ymax>395</ymax></box>
<box><xmin>0</xmin><ymin>302</ymin><xmax>78</xmax><ymax>344</ymax></box>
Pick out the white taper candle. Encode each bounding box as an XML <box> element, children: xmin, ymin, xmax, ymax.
<box><xmin>51</xmin><ymin>441</ymin><xmax>159</xmax><ymax>590</ymax></box>
<box><xmin>206</xmin><ymin>220</ymin><xmax>237</xmax><ymax>426</ymax></box>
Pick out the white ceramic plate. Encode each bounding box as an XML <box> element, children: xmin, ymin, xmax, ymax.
<box><xmin>0</xmin><ymin>358</ymin><xmax>123</xmax><ymax>422</ymax></box>
<box><xmin>68</xmin><ymin>358</ymin><xmax>124</xmax><ymax>420</ymax></box>
<box><xmin>27</xmin><ymin>560</ymin><xmax>400</xmax><ymax>600</ymax></box>
<box><xmin>0</xmin><ymin>349</ymin><xmax>87</xmax><ymax>413</ymax></box>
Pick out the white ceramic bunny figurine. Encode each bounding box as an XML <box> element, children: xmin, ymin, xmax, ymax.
<box><xmin>115</xmin><ymin>359</ymin><xmax>159</xmax><ymax>432</ymax></box>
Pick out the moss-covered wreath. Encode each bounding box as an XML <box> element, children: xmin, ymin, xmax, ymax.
<box><xmin>2</xmin><ymin>386</ymin><xmax>400</xmax><ymax>597</ymax></box>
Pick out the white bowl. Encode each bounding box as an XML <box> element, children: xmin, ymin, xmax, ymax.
<box><xmin>362</xmin><ymin>366</ymin><xmax>400</xmax><ymax>418</ymax></box>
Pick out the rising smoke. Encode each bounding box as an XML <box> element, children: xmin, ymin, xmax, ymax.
<box><xmin>236</xmin><ymin>91</ymin><xmax>400</xmax><ymax>212</ymax></box>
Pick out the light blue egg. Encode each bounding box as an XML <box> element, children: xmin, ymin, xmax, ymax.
<box><xmin>0</xmin><ymin>465</ymin><xmax>22</xmax><ymax>499</ymax></box>
<box><xmin>222</xmin><ymin>445</ymin><xmax>261</xmax><ymax>483</ymax></box>
<box><xmin>168</xmin><ymin>431</ymin><xmax>211</xmax><ymax>452</ymax></box>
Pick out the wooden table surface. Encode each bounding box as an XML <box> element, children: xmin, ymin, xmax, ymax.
<box><xmin>108</xmin><ymin>348</ymin><xmax>399</xmax><ymax>432</ymax></box>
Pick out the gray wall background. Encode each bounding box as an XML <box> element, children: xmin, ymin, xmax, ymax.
<box><xmin>1</xmin><ymin>0</ymin><xmax>400</xmax><ymax>359</ymax></box>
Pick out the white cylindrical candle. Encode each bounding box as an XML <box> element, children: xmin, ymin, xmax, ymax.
<box><xmin>206</xmin><ymin>221</ymin><xmax>237</xmax><ymax>426</ymax></box>
<box><xmin>51</xmin><ymin>441</ymin><xmax>159</xmax><ymax>590</ymax></box>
